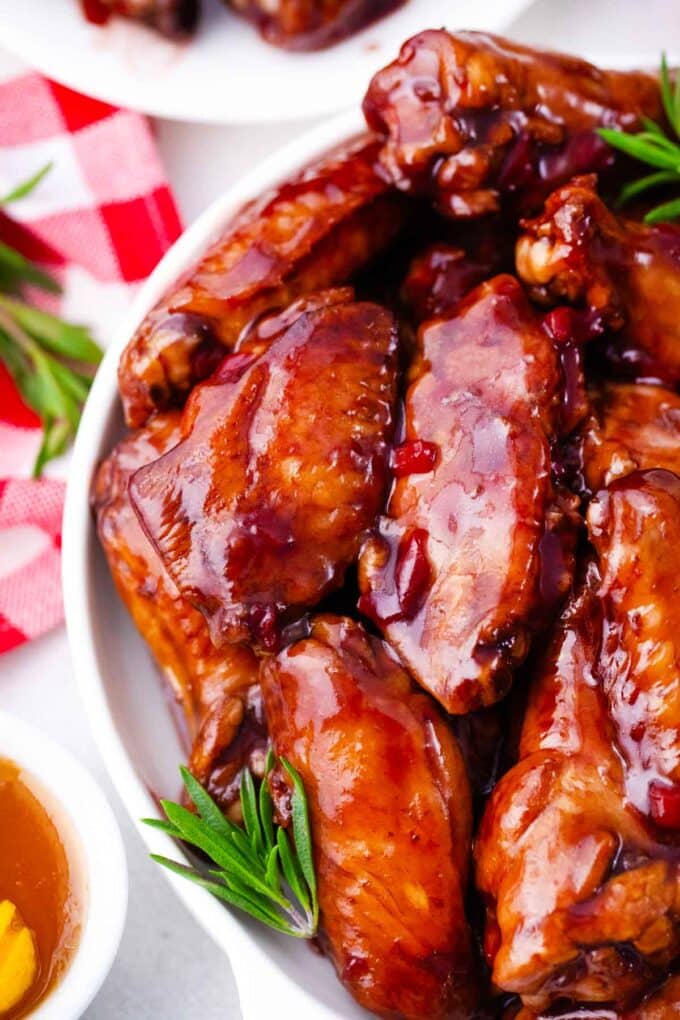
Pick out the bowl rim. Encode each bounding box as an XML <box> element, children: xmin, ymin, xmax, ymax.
<box><xmin>0</xmin><ymin>709</ymin><xmax>127</xmax><ymax>1020</ymax></box>
<box><xmin>62</xmin><ymin>107</ymin><xmax>369</xmax><ymax>1020</ymax></box>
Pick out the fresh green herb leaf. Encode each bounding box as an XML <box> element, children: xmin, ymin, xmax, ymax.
<box><xmin>144</xmin><ymin>753</ymin><xmax>319</xmax><ymax>940</ymax></box>
<box><xmin>597</xmin><ymin>54</ymin><xmax>680</xmax><ymax>223</ymax></box>
<box><xmin>0</xmin><ymin>162</ymin><xmax>53</xmax><ymax>205</ymax></box>
<box><xmin>0</xmin><ymin>165</ymin><xmax>102</xmax><ymax>475</ymax></box>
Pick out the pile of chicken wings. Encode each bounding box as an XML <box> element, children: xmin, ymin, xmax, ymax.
<box><xmin>93</xmin><ymin>30</ymin><xmax>680</xmax><ymax>1019</ymax></box>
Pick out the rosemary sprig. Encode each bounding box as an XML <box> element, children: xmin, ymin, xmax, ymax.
<box><xmin>0</xmin><ymin>164</ymin><xmax>102</xmax><ymax>476</ymax></box>
<box><xmin>143</xmin><ymin>754</ymin><xmax>319</xmax><ymax>939</ymax></box>
<box><xmin>597</xmin><ymin>53</ymin><xmax>680</xmax><ymax>223</ymax></box>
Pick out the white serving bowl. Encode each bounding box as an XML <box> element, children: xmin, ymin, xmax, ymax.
<box><xmin>63</xmin><ymin>108</ymin><xmax>374</xmax><ymax>1020</ymax></box>
<box><xmin>0</xmin><ymin>711</ymin><xmax>127</xmax><ymax>1020</ymax></box>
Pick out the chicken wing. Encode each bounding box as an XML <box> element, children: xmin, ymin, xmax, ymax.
<box><xmin>91</xmin><ymin>414</ymin><xmax>263</xmax><ymax>814</ymax></box>
<box><xmin>131</xmin><ymin>290</ymin><xmax>398</xmax><ymax>651</ymax></box>
<box><xmin>476</xmin><ymin>580</ymin><xmax>680</xmax><ymax>1012</ymax></box>
<box><xmin>224</xmin><ymin>0</ymin><xmax>404</xmax><ymax>50</ymax></box>
<box><xmin>119</xmin><ymin>137</ymin><xmax>405</xmax><ymax>427</ymax></box>
<box><xmin>359</xmin><ymin>274</ymin><xmax>577</xmax><ymax>715</ymax></box>
<box><xmin>579</xmin><ymin>382</ymin><xmax>680</xmax><ymax>493</ymax></box>
<box><xmin>363</xmin><ymin>31</ymin><xmax>662</xmax><ymax>219</ymax></box>
<box><xmin>516</xmin><ymin>175</ymin><xmax>680</xmax><ymax>384</ymax></box>
<box><xmin>80</xmin><ymin>0</ymin><xmax>199</xmax><ymax>35</ymax></box>
<box><xmin>260</xmin><ymin>614</ymin><xmax>477</xmax><ymax>1019</ymax></box>
<box><xmin>510</xmin><ymin>973</ymin><xmax>680</xmax><ymax>1019</ymax></box>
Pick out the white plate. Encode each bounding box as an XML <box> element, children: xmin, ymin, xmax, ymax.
<box><xmin>63</xmin><ymin>109</ymin><xmax>381</xmax><ymax>1020</ymax></box>
<box><xmin>0</xmin><ymin>0</ymin><xmax>530</xmax><ymax>124</ymax></box>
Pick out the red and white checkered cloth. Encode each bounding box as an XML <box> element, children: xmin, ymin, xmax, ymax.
<box><xmin>0</xmin><ymin>61</ymin><xmax>182</xmax><ymax>654</ymax></box>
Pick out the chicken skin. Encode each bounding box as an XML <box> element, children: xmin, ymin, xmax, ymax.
<box><xmin>579</xmin><ymin>382</ymin><xmax>680</xmax><ymax>494</ymax></box>
<box><xmin>119</xmin><ymin>137</ymin><xmax>406</xmax><ymax>427</ymax></box>
<box><xmin>131</xmin><ymin>291</ymin><xmax>398</xmax><ymax>651</ymax></box>
<box><xmin>260</xmin><ymin>615</ymin><xmax>477</xmax><ymax>1019</ymax></box>
<box><xmin>225</xmin><ymin>0</ymin><xmax>404</xmax><ymax>50</ymax></box>
<box><xmin>510</xmin><ymin>972</ymin><xmax>680</xmax><ymax>1018</ymax></box>
<box><xmin>80</xmin><ymin>0</ymin><xmax>199</xmax><ymax>35</ymax></box>
<box><xmin>91</xmin><ymin>413</ymin><xmax>264</xmax><ymax>813</ymax></box>
<box><xmin>477</xmin><ymin>469</ymin><xmax>680</xmax><ymax>1012</ymax></box>
<box><xmin>516</xmin><ymin>175</ymin><xmax>680</xmax><ymax>384</ymax></box>
<box><xmin>359</xmin><ymin>274</ymin><xmax>576</xmax><ymax>715</ymax></box>
<box><xmin>363</xmin><ymin>31</ymin><xmax>662</xmax><ymax>219</ymax></box>
<box><xmin>476</xmin><ymin>581</ymin><xmax>680</xmax><ymax>1012</ymax></box>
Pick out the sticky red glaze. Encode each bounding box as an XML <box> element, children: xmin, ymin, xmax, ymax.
<box><xmin>363</xmin><ymin>30</ymin><xmax>661</xmax><ymax>218</ymax></box>
<box><xmin>260</xmin><ymin>615</ymin><xmax>478</xmax><ymax>1019</ymax></box>
<box><xmin>118</xmin><ymin>136</ymin><xmax>406</xmax><ymax>427</ymax></box>
<box><xmin>391</xmin><ymin>439</ymin><xmax>439</xmax><ymax>477</ymax></box>
<box><xmin>90</xmin><ymin>413</ymin><xmax>261</xmax><ymax>816</ymax></box>
<box><xmin>359</xmin><ymin>274</ymin><xmax>574</xmax><ymax>715</ymax></box>
<box><xmin>130</xmin><ymin>291</ymin><xmax>398</xmax><ymax>650</ymax></box>
<box><xmin>80</xmin><ymin>0</ymin><xmax>199</xmax><ymax>35</ymax></box>
<box><xmin>230</xmin><ymin>0</ymin><xmax>407</xmax><ymax>51</ymax></box>
<box><xmin>649</xmin><ymin>782</ymin><xmax>680</xmax><ymax>830</ymax></box>
<box><xmin>588</xmin><ymin>470</ymin><xmax>680</xmax><ymax>820</ymax></box>
<box><xmin>579</xmin><ymin>382</ymin><xmax>680</xmax><ymax>494</ymax></box>
<box><xmin>517</xmin><ymin>175</ymin><xmax>680</xmax><ymax>385</ymax></box>
<box><xmin>476</xmin><ymin>582</ymin><xmax>680</xmax><ymax>1013</ymax></box>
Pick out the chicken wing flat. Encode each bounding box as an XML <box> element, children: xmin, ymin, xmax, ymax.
<box><xmin>359</xmin><ymin>274</ymin><xmax>576</xmax><ymax>715</ymax></box>
<box><xmin>476</xmin><ymin>581</ymin><xmax>680</xmax><ymax>1012</ymax></box>
<box><xmin>260</xmin><ymin>615</ymin><xmax>477</xmax><ymax>1019</ymax></box>
<box><xmin>225</xmin><ymin>0</ymin><xmax>404</xmax><ymax>50</ymax></box>
<box><xmin>579</xmin><ymin>382</ymin><xmax>680</xmax><ymax>493</ymax></box>
<box><xmin>119</xmin><ymin>136</ymin><xmax>405</xmax><ymax>427</ymax></box>
<box><xmin>80</xmin><ymin>0</ymin><xmax>199</xmax><ymax>35</ymax></box>
<box><xmin>131</xmin><ymin>291</ymin><xmax>398</xmax><ymax>651</ymax></box>
<box><xmin>588</xmin><ymin>470</ymin><xmax>680</xmax><ymax>822</ymax></box>
<box><xmin>516</xmin><ymin>175</ymin><xmax>680</xmax><ymax>384</ymax></box>
<box><xmin>510</xmin><ymin>973</ymin><xmax>680</xmax><ymax>1019</ymax></box>
<box><xmin>362</xmin><ymin>31</ymin><xmax>662</xmax><ymax>219</ymax></box>
<box><xmin>91</xmin><ymin>414</ymin><xmax>264</xmax><ymax>813</ymax></box>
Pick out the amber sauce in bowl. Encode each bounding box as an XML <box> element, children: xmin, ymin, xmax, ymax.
<box><xmin>0</xmin><ymin>759</ymin><xmax>84</xmax><ymax>1019</ymax></box>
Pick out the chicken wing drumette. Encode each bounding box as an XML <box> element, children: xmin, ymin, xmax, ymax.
<box><xmin>119</xmin><ymin>137</ymin><xmax>406</xmax><ymax>427</ymax></box>
<box><xmin>477</xmin><ymin>471</ymin><xmax>680</xmax><ymax>1012</ymax></box>
<box><xmin>92</xmin><ymin>414</ymin><xmax>264</xmax><ymax>814</ymax></box>
<box><xmin>224</xmin><ymin>0</ymin><xmax>403</xmax><ymax>50</ymax></box>
<box><xmin>260</xmin><ymin>615</ymin><xmax>478</xmax><ymax>1019</ymax></box>
<box><xmin>359</xmin><ymin>274</ymin><xmax>577</xmax><ymax>715</ymax></box>
<box><xmin>131</xmin><ymin>290</ymin><xmax>398</xmax><ymax>651</ymax></box>
<box><xmin>363</xmin><ymin>31</ymin><xmax>662</xmax><ymax>219</ymax></box>
<box><xmin>516</xmin><ymin>175</ymin><xmax>680</xmax><ymax>384</ymax></box>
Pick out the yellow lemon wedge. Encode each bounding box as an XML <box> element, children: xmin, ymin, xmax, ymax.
<box><xmin>0</xmin><ymin>900</ymin><xmax>37</xmax><ymax>1013</ymax></box>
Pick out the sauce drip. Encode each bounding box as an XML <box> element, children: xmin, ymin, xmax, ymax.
<box><xmin>0</xmin><ymin>759</ymin><xmax>82</xmax><ymax>1019</ymax></box>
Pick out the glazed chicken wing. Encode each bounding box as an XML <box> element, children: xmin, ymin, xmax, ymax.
<box><xmin>516</xmin><ymin>175</ymin><xmax>680</xmax><ymax>384</ymax></box>
<box><xmin>92</xmin><ymin>414</ymin><xmax>264</xmax><ymax>813</ymax></box>
<box><xmin>260</xmin><ymin>615</ymin><xmax>477</xmax><ymax>1019</ymax></box>
<box><xmin>579</xmin><ymin>382</ymin><xmax>680</xmax><ymax>493</ymax></box>
<box><xmin>80</xmin><ymin>0</ymin><xmax>199</xmax><ymax>35</ymax></box>
<box><xmin>477</xmin><ymin>471</ymin><xmax>680</xmax><ymax>1011</ymax></box>
<box><xmin>225</xmin><ymin>0</ymin><xmax>403</xmax><ymax>50</ymax></box>
<box><xmin>131</xmin><ymin>290</ymin><xmax>398</xmax><ymax>651</ymax></box>
<box><xmin>510</xmin><ymin>973</ymin><xmax>680</xmax><ymax>1018</ymax></box>
<box><xmin>363</xmin><ymin>31</ymin><xmax>662</xmax><ymax>219</ymax></box>
<box><xmin>119</xmin><ymin>137</ymin><xmax>405</xmax><ymax>427</ymax></box>
<box><xmin>359</xmin><ymin>274</ymin><xmax>576</xmax><ymax>715</ymax></box>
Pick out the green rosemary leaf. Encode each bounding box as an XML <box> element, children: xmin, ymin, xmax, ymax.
<box><xmin>32</xmin><ymin>417</ymin><xmax>70</xmax><ymax>478</ymax></box>
<box><xmin>277</xmin><ymin>827</ymin><xmax>312</xmax><ymax>919</ymax></box>
<box><xmin>0</xmin><ymin>296</ymin><xmax>102</xmax><ymax>364</ymax></box>
<box><xmin>151</xmin><ymin>856</ymin><xmax>297</xmax><ymax>936</ymax></box>
<box><xmin>596</xmin><ymin>128</ymin><xmax>680</xmax><ymax>171</ymax></box>
<box><xmin>140</xmin><ymin>817</ymin><xmax>181</xmax><ymax>838</ymax></box>
<box><xmin>644</xmin><ymin>196</ymin><xmax>680</xmax><ymax>224</ymax></box>
<box><xmin>0</xmin><ymin>241</ymin><xmax>61</xmax><ymax>294</ymax></box>
<box><xmin>264</xmin><ymin>846</ymin><xmax>281</xmax><ymax>893</ymax></box>
<box><xmin>48</xmin><ymin>360</ymin><xmax>91</xmax><ymax>405</ymax></box>
<box><xmin>660</xmin><ymin>53</ymin><xmax>679</xmax><ymax>137</ymax></box>
<box><xmin>259</xmin><ymin>775</ymin><xmax>275</xmax><ymax>854</ymax></box>
<box><xmin>641</xmin><ymin>116</ymin><xmax>667</xmax><ymax>138</ymax></box>
<box><xmin>281</xmin><ymin>757</ymin><xmax>317</xmax><ymax>918</ymax></box>
<box><xmin>180</xmin><ymin>765</ymin><xmax>236</xmax><ymax>842</ymax></box>
<box><xmin>0</xmin><ymin>162</ymin><xmax>53</xmax><ymax>205</ymax></box>
<box><xmin>218</xmin><ymin>870</ymin><xmax>291</xmax><ymax>928</ymax></box>
<box><xmin>241</xmin><ymin>768</ymin><xmax>264</xmax><ymax>858</ymax></box>
<box><xmin>617</xmin><ymin>170</ymin><xmax>679</xmax><ymax>208</ymax></box>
